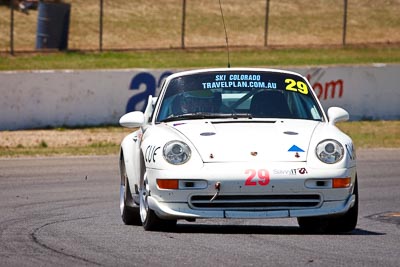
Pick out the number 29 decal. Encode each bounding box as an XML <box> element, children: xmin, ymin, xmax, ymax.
<box><xmin>245</xmin><ymin>169</ymin><xmax>270</xmax><ymax>186</ymax></box>
<box><xmin>285</xmin><ymin>78</ymin><xmax>309</xmax><ymax>95</ymax></box>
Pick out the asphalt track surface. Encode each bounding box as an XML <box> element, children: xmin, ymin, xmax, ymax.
<box><xmin>0</xmin><ymin>149</ymin><xmax>399</xmax><ymax>267</ymax></box>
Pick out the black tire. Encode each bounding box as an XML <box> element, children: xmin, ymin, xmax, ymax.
<box><xmin>141</xmin><ymin>209</ymin><xmax>177</xmax><ymax>231</ymax></box>
<box><xmin>120</xmin><ymin>156</ymin><xmax>141</xmax><ymax>225</ymax></box>
<box><xmin>298</xmin><ymin>177</ymin><xmax>358</xmax><ymax>234</ymax></box>
<box><xmin>139</xmin><ymin>172</ymin><xmax>177</xmax><ymax>231</ymax></box>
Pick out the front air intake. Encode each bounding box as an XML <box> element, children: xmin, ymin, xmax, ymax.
<box><xmin>190</xmin><ymin>194</ymin><xmax>321</xmax><ymax>210</ymax></box>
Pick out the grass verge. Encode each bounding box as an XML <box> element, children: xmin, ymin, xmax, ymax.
<box><xmin>0</xmin><ymin>121</ymin><xmax>398</xmax><ymax>158</ymax></box>
<box><xmin>337</xmin><ymin>121</ymin><xmax>400</xmax><ymax>149</ymax></box>
<box><xmin>1</xmin><ymin>46</ymin><xmax>400</xmax><ymax>71</ymax></box>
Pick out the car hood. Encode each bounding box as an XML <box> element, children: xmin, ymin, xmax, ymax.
<box><xmin>168</xmin><ymin>119</ymin><xmax>320</xmax><ymax>163</ymax></box>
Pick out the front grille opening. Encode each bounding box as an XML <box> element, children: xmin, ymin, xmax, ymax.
<box><xmin>190</xmin><ymin>194</ymin><xmax>321</xmax><ymax>210</ymax></box>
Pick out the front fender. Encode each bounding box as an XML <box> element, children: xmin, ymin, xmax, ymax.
<box><xmin>307</xmin><ymin>123</ymin><xmax>356</xmax><ymax>169</ymax></box>
<box><xmin>121</xmin><ymin>130</ymin><xmax>143</xmax><ymax>196</ymax></box>
<box><xmin>140</xmin><ymin>124</ymin><xmax>204</xmax><ymax>171</ymax></box>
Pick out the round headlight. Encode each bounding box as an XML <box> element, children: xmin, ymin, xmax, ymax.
<box><xmin>316</xmin><ymin>139</ymin><xmax>344</xmax><ymax>164</ymax></box>
<box><xmin>163</xmin><ymin>141</ymin><xmax>191</xmax><ymax>165</ymax></box>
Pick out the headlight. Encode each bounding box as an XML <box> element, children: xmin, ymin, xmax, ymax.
<box><xmin>163</xmin><ymin>141</ymin><xmax>191</xmax><ymax>165</ymax></box>
<box><xmin>316</xmin><ymin>139</ymin><xmax>344</xmax><ymax>164</ymax></box>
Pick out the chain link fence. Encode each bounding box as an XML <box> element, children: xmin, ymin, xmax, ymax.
<box><xmin>1</xmin><ymin>0</ymin><xmax>400</xmax><ymax>54</ymax></box>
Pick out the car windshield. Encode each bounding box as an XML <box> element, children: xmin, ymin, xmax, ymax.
<box><xmin>156</xmin><ymin>71</ymin><xmax>324</xmax><ymax>122</ymax></box>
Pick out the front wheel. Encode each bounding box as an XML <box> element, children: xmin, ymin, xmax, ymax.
<box><xmin>139</xmin><ymin>172</ymin><xmax>177</xmax><ymax>231</ymax></box>
<box><xmin>298</xmin><ymin>178</ymin><xmax>359</xmax><ymax>233</ymax></box>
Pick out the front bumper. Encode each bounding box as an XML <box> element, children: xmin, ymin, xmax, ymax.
<box><xmin>146</xmin><ymin>162</ymin><xmax>357</xmax><ymax>220</ymax></box>
<box><xmin>149</xmin><ymin>195</ymin><xmax>356</xmax><ymax>219</ymax></box>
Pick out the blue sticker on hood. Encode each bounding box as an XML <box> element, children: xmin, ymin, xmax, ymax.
<box><xmin>288</xmin><ymin>145</ymin><xmax>305</xmax><ymax>152</ymax></box>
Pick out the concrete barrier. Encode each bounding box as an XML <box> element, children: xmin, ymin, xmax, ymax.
<box><xmin>0</xmin><ymin>65</ymin><xmax>398</xmax><ymax>130</ymax></box>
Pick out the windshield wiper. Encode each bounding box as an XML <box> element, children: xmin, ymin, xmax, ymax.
<box><xmin>230</xmin><ymin>113</ymin><xmax>253</xmax><ymax>119</ymax></box>
<box><xmin>160</xmin><ymin>112</ymin><xmax>252</xmax><ymax>122</ymax></box>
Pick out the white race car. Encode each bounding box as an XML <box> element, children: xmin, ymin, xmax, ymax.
<box><xmin>119</xmin><ymin>68</ymin><xmax>358</xmax><ymax>233</ymax></box>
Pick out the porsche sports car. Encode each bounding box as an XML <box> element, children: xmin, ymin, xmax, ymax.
<box><xmin>119</xmin><ymin>68</ymin><xmax>358</xmax><ymax>233</ymax></box>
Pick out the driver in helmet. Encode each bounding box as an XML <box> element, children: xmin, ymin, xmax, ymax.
<box><xmin>172</xmin><ymin>90</ymin><xmax>217</xmax><ymax>115</ymax></box>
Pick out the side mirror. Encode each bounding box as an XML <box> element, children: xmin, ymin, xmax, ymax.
<box><xmin>119</xmin><ymin>111</ymin><xmax>145</xmax><ymax>128</ymax></box>
<box><xmin>327</xmin><ymin>107</ymin><xmax>349</xmax><ymax>125</ymax></box>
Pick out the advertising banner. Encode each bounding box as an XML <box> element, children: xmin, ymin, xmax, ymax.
<box><xmin>0</xmin><ymin>65</ymin><xmax>398</xmax><ymax>130</ymax></box>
